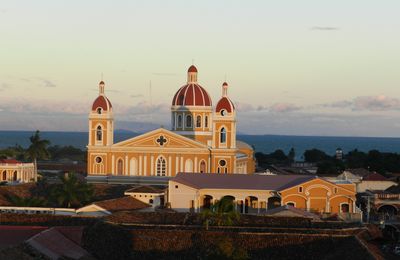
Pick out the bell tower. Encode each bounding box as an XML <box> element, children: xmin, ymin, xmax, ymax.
<box><xmin>88</xmin><ymin>81</ymin><xmax>114</xmax><ymax>147</ymax></box>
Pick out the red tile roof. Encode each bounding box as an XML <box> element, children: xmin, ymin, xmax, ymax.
<box><xmin>0</xmin><ymin>159</ymin><xmax>22</xmax><ymax>164</ymax></box>
<box><xmin>125</xmin><ymin>185</ymin><xmax>165</xmax><ymax>194</ymax></box>
<box><xmin>26</xmin><ymin>227</ymin><xmax>89</xmax><ymax>259</ymax></box>
<box><xmin>172</xmin><ymin>173</ymin><xmax>315</xmax><ymax>191</ymax></box>
<box><xmin>216</xmin><ymin>96</ymin><xmax>235</xmax><ymax>113</ymax></box>
<box><xmin>363</xmin><ymin>172</ymin><xmax>387</xmax><ymax>181</ymax></box>
<box><xmin>188</xmin><ymin>65</ymin><xmax>198</xmax><ymax>72</ymax></box>
<box><xmin>94</xmin><ymin>196</ymin><xmax>150</xmax><ymax>212</ymax></box>
<box><xmin>91</xmin><ymin>95</ymin><xmax>112</xmax><ymax>111</ymax></box>
<box><xmin>172</xmin><ymin>83</ymin><xmax>212</xmax><ymax>106</ymax></box>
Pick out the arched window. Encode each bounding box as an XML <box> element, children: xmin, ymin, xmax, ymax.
<box><xmin>205</xmin><ymin>116</ymin><xmax>208</xmax><ymax>128</ymax></box>
<box><xmin>200</xmin><ymin>161</ymin><xmax>206</xmax><ymax>173</ymax></box>
<box><xmin>196</xmin><ymin>115</ymin><xmax>202</xmax><ymax>128</ymax></box>
<box><xmin>156</xmin><ymin>157</ymin><xmax>166</xmax><ymax>176</ymax></box>
<box><xmin>186</xmin><ymin>115</ymin><xmax>192</xmax><ymax>128</ymax></box>
<box><xmin>96</xmin><ymin>108</ymin><xmax>102</xmax><ymax>114</ymax></box>
<box><xmin>117</xmin><ymin>159</ymin><xmax>123</xmax><ymax>175</ymax></box>
<box><xmin>287</xmin><ymin>202</ymin><xmax>295</xmax><ymax>207</ymax></box>
<box><xmin>177</xmin><ymin>115</ymin><xmax>182</xmax><ymax>128</ymax></box>
<box><xmin>220</xmin><ymin>127</ymin><xmax>226</xmax><ymax>144</ymax></box>
<box><xmin>341</xmin><ymin>203</ymin><xmax>350</xmax><ymax>213</ymax></box>
<box><xmin>96</xmin><ymin>125</ymin><xmax>102</xmax><ymax>141</ymax></box>
<box><xmin>2</xmin><ymin>171</ymin><xmax>6</xmax><ymax>181</ymax></box>
<box><xmin>185</xmin><ymin>159</ymin><xmax>193</xmax><ymax>172</ymax></box>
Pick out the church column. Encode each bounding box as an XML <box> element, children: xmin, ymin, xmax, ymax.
<box><xmin>139</xmin><ymin>156</ymin><xmax>143</xmax><ymax>176</ymax></box>
<box><xmin>111</xmin><ymin>155</ymin><xmax>115</xmax><ymax>175</ymax></box>
<box><xmin>125</xmin><ymin>155</ymin><xmax>128</xmax><ymax>175</ymax></box>
<box><xmin>180</xmin><ymin>155</ymin><xmax>184</xmax><ymax>172</ymax></box>
<box><xmin>150</xmin><ymin>155</ymin><xmax>154</xmax><ymax>176</ymax></box>
<box><xmin>143</xmin><ymin>155</ymin><xmax>147</xmax><ymax>176</ymax></box>
<box><xmin>168</xmin><ymin>156</ymin><xmax>172</xmax><ymax>176</ymax></box>
<box><xmin>175</xmin><ymin>156</ymin><xmax>179</xmax><ymax>175</ymax></box>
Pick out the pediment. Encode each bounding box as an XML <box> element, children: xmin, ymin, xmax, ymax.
<box><xmin>112</xmin><ymin>128</ymin><xmax>208</xmax><ymax>149</ymax></box>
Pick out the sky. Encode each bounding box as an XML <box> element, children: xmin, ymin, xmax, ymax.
<box><xmin>0</xmin><ymin>1</ymin><xmax>400</xmax><ymax>136</ymax></box>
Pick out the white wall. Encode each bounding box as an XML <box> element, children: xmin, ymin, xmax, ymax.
<box><xmin>168</xmin><ymin>180</ymin><xmax>197</xmax><ymax>212</ymax></box>
<box><xmin>357</xmin><ymin>181</ymin><xmax>397</xmax><ymax>193</ymax></box>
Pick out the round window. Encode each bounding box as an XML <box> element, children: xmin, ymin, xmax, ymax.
<box><xmin>219</xmin><ymin>160</ymin><xmax>226</xmax><ymax>167</ymax></box>
<box><xmin>95</xmin><ymin>157</ymin><xmax>102</xmax><ymax>163</ymax></box>
<box><xmin>220</xmin><ymin>109</ymin><xmax>226</xmax><ymax>116</ymax></box>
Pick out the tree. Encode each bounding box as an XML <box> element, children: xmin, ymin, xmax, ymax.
<box><xmin>201</xmin><ymin>196</ymin><xmax>240</xmax><ymax>227</ymax></box>
<box><xmin>51</xmin><ymin>172</ymin><xmax>93</xmax><ymax>208</ymax></box>
<box><xmin>6</xmin><ymin>194</ymin><xmax>47</xmax><ymax>207</ymax></box>
<box><xmin>288</xmin><ymin>148</ymin><xmax>295</xmax><ymax>163</ymax></box>
<box><xmin>26</xmin><ymin>130</ymin><xmax>50</xmax><ymax>178</ymax></box>
<box><xmin>303</xmin><ymin>149</ymin><xmax>329</xmax><ymax>163</ymax></box>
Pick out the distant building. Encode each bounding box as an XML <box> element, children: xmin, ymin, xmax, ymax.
<box><xmin>335</xmin><ymin>148</ymin><xmax>343</xmax><ymax>160</ymax></box>
<box><xmin>168</xmin><ymin>173</ymin><xmax>358</xmax><ymax>215</ymax></box>
<box><xmin>0</xmin><ymin>159</ymin><xmax>36</xmax><ymax>184</ymax></box>
<box><xmin>334</xmin><ymin>170</ymin><xmax>397</xmax><ymax>193</ymax></box>
<box><xmin>87</xmin><ymin>66</ymin><xmax>255</xmax><ymax>183</ymax></box>
<box><xmin>124</xmin><ymin>186</ymin><xmax>165</xmax><ymax>207</ymax></box>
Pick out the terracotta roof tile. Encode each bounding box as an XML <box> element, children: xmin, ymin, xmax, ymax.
<box><xmin>363</xmin><ymin>172</ymin><xmax>387</xmax><ymax>181</ymax></box>
<box><xmin>125</xmin><ymin>186</ymin><xmax>165</xmax><ymax>194</ymax></box>
<box><xmin>93</xmin><ymin>196</ymin><xmax>150</xmax><ymax>212</ymax></box>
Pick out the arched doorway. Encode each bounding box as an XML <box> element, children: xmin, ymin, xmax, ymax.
<box><xmin>378</xmin><ymin>205</ymin><xmax>398</xmax><ymax>219</ymax></box>
<box><xmin>268</xmin><ymin>197</ymin><xmax>281</xmax><ymax>210</ymax></box>
<box><xmin>202</xmin><ymin>195</ymin><xmax>213</xmax><ymax>209</ymax></box>
<box><xmin>2</xmin><ymin>171</ymin><xmax>6</xmax><ymax>181</ymax></box>
<box><xmin>13</xmin><ymin>171</ymin><xmax>17</xmax><ymax>181</ymax></box>
<box><xmin>340</xmin><ymin>203</ymin><xmax>350</xmax><ymax>213</ymax></box>
<box><xmin>117</xmin><ymin>159</ymin><xmax>123</xmax><ymax>175</ymax></box>
<box><xmin>245</xmin><ymin>196</ymin><xmax>258</xmax><ymax>214</ymax></box>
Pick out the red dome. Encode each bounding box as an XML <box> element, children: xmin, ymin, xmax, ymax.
<box><xmin>172</xmin><ymin>83</ymin><xmax>212</xmax><ymax>106</ymax></box>
<box><xmin>92</xmin><ymin>95</ymin><xmax>113</xmax><ymax>111</ymax></box>
<box><xmin>216</xmin><ymin>97</ymin><xmax>235</xmax><ymax>113</ymax></box>
<box><xmin>188</xmin><ymin>65</ymin><xmax>198</xmax><ymax>73</ymax></box>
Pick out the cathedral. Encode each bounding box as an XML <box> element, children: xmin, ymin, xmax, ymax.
<box><xmin>87</xmin><ymin>65</ymin><xmax>255</xmax><ymax>179</ymax></box>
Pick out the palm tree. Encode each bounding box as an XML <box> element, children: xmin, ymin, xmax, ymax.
<box><xmin>51</xmin><ymin>172</ymin><xmax>93</xmax><ymax>208</ymax></box>
<box><xmin>201</xmin><ymin>196</ymin><xmax>240</xmax><ymax>227</ymax></box>
<box><xmin>26</xmin><ymin>130</ymin><xmax>50</xmax><ymax>179</ymax></box>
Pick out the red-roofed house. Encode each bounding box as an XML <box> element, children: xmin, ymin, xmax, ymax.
<box><xmin>357</xmin><ymin>172</ymin><xmax>397</xmax><ymax>192</ymax></box>
<box><xmin>168</xmin><ymin>173</ymin><xmax>358</xmax><ymax>215</ymax></box>
<box><xmin>0</xmin><ymin>159</ymin><xmax>35</xmax><ymax>184</ymax></box>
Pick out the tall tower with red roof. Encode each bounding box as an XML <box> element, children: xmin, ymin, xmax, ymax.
<box><xmin>171</xmin><ymin>65</ymin><xmax>213</xmax><ymax>145</ymax></box>
<box><xmin>88</xmin><ymin>81</ymin><xmax>114</xmax><ymax>147</ymax></box>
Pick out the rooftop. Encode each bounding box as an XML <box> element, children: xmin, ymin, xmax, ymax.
<box><xmin>93</xmin><ymin>196</ymin><xmax>150</xmax><ymax>212</ymax></box>
<box><xmin>172</xmin><ymin>173</ymin><xmax>315</xmax><ymax>191</ymax></box>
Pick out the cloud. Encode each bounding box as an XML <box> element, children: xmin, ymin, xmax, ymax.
<box><xmin>0</xmin><ymin>83</ymin><xmax>10</xmax><ymax>91</ymax></box>
<box><xmin>353</xmin><ymin>95</ymin><xmax>400</xmax><ymax>111</ymax></box>
<box><xmin>311</xmin><ymin>26</ymin><xmax>339</xmax><ymax>31</ymax></box>
<box><xmin>322</xmin><ymin>95</ymin><xmax>400</xmax><ymax>111</ymax></box>
<box><xmin>41</xmin><ymin>79</ymin><xmax>56</xmax><ymax>88</ymax></box>
<box><xmin>269</xmin><ymin>103</ymin><xmax>302</xmax><ymax>113</ymax></box>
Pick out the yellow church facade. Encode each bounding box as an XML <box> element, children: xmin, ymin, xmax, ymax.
<box><xmin>87</xmin><ymin>66</ymin><xmax>255</xmax><ymax>179</ymax></box>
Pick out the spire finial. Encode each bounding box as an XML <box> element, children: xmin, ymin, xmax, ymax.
<box><xmin>187</xmin><ymin>64</ymin><xmax>198</xmax><ymax>83</ymax></box>
<box><xmin>222</xmin><ymin>81</ymin><xmax>228</xmax><ymax>97</ymax></box>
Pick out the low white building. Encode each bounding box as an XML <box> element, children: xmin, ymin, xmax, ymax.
<box><xmin>124</xmin><ymin>186</ymin><xmax>166</xmax><ymax>207</ymax></box>
<box><xmin>0</xmin><ymin>159</ymin><xmax>36</xmax><ymax>183</ymax></box>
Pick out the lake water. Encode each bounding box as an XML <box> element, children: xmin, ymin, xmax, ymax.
<box><xmin>1</xmin><ymin>131</ymin><xmax>400</xmax><ymax>159</ymax></box>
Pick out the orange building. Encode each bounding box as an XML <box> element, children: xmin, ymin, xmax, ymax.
<box><xmin>87</xmin><ymin>65</ymin><xmax>255</xmax><ymax>180</ymax></box>
<box><xmin>169</xmin><ymin>173</ymin><xmax>357</xmax><ymax>214</ymax></box>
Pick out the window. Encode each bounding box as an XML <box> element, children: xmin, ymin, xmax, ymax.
<box><xmin>13</xmin><ymin>171</ymin><xmax>17</xmax><ymax>181</ymax></box>
<box><xmin>200</xmin><ymin>161</ymin><xmax>206</xmax><ymax>173</ymax></box>
<box><xmin>117</xmin><ymin>159</ymin><xmax>123</xmax><ymax>175</ymax></box>
<box><xmin>95</xmin><ymin>157</ymin><xmax>102</xmax><ymax>163</ymax></box>
<box><xmin>177</xmin><ymin>115</ymin><xmax>182</xmax><ymax>128</ymax></box>
<box><xmin>205</xmin><ymin>116</ymin><xmax>208</xmax><ymax>128</ymax></box>
<box><xmin>96</xmin><ymin>125</ymin><xmax>102</xmax><ymax>141</ymax></box>
<box><xmin>156</xmin><ymin>157</ymin><xmax>166</xmax><ymax>176</ymax></box>
<box><xmin>96</xmin><ymin>108</ymin><xmax>102</xmax><ymax>114</ymax></box>
<box><xmin>298</xmin><ymin>186</ymin><xmax>303</xmax><ymax>193</ymax></box>
<box><xmin>220</xmin><ymin>109</ymin><xmax>226</xmax><ymax>116</ymax></box>
<box><xmin>220</xmin><ymin>127</ymin><xmax>226</xmax><ymax>144</ymax></box>
<box><xmin>341</xmin><ymin>203</ymin><xmax>350</xmax><ymax>213</ymax></box>
<box><xmin>196</xmin><ymin>115</ymin><xmax>201</xmax><ymax>128</ymax></box>
<box><xmin>149</xmin><ymin>199</ymin><xmax>153</xmax><ymax>204</ymax></box>
<box><xmin>175</xmin><ymin>185</ymin><xmax>178</xmax><ymax>189</ymax></box>
<box><xmin>2</xmin><ymin>171</ymin><xmax>6</xmax><ymax>181</ymax></box>
<box><xmin>186</xmin><ymin>115</ymin><xmax>192</xmax><ymax>128</ymax></box>
<box><xmin>219</xmin><ymin>160</ymin><xmax>226</xmax><ymax>167</ymax></box>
